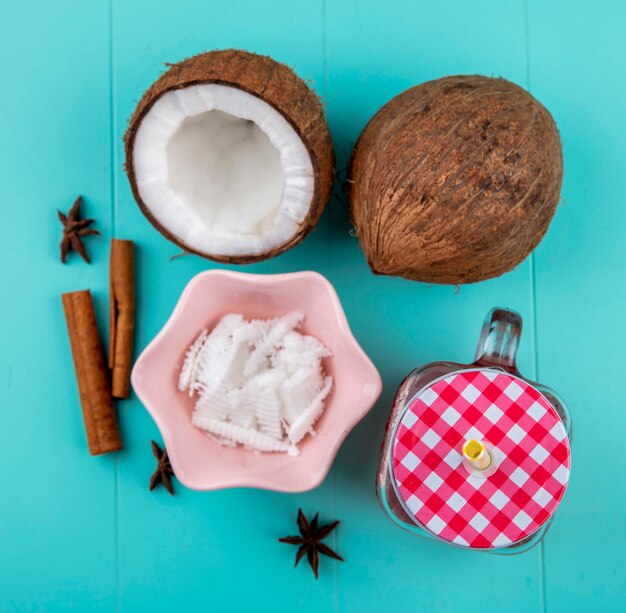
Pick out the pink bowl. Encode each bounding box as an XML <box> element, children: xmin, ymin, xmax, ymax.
<box><xmin>131</xmin><ymin>270</ymin><xmax>382</xmax><ymax>492</ymax></box>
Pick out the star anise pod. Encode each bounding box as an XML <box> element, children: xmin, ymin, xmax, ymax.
<box><xmin>149</xmin><ymin>440</ymin><xmax>175</xmax><ymax>495</ymax></box>
<box><xmin>58</xmin><ymin>196</ymin><xmax>100</xmax><ymax>263</ymax></box>
<box><xmin>279</xmin><ymin>509</ymin><xmax>343</xmax><ymax>578</ymax></box>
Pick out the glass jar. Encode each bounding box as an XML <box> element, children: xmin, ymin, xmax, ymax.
<box><xmin>376</xmin><ymin>308</ymin><xmax>572</xmax><ymax>554</ymax></box>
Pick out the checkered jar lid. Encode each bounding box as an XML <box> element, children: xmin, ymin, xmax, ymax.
<box><xmin>391</xmin><ymin>369</ymin><xmax>571</xmax><ymax>549</ymax></box>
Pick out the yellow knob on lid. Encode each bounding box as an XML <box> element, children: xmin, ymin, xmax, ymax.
<box><xmin>462</xmin><ymin>439</ymin><xmax>492</xmax><ymax>470</ymax></box>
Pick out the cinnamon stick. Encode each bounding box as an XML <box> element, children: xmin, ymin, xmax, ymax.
<box><xmin>109</xmin><ymin>239</ymin><xmax>135</xmax><ymax>399</ymax></box>
<box><xmin>62</xmin><ymin>290</ymin><xmax>123</xmax><ymax>455</ymax></box>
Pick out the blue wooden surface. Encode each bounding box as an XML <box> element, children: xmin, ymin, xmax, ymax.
<box><xmin>1</xmin><ymin>1</ymin><xmax>624</xmax><ymax>611</ymax></box>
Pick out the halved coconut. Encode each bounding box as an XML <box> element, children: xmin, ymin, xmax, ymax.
<box><xmin>124</xmin><ymin>50</ymin><xmax>334</xmax><ymax>263</ymax></box>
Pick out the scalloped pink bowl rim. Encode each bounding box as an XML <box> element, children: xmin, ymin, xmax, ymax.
<box><xmin>131</xmin><ymin>270</ymin><xmax>382</xmax><ymax>493</ymax></box>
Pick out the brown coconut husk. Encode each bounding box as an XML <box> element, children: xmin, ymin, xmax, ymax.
<box><xmin>124</xmin><ymin>49</ymin><xmax>334</xmax><ymax>263</ymax></box>
<box><xmin>348</xmin><ymin>75</ymin><xmax>563</xmax><ymax>284</ymax></box>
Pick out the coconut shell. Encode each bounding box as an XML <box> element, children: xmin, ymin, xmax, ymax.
<box><xmin>348</xmin><ymin>75</ymin><xmax>563</xmax><ymax>284</ymax></box>
<box><xmin>124</xmin><ymin>49</ymin><xmax>334</xmax><ymax>263</ymax></box>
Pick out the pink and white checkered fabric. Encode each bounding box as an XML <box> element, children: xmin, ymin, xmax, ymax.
<box><xmin>392</xmin><ymin>369</ymin><xmax>570</xmax><ymax>549</ymax></box>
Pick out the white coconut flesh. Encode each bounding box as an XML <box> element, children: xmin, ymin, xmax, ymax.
<box><xmin>132</xmin><ymin>84</ymin><xmax>315</xmax><ymax>257</ymax></box>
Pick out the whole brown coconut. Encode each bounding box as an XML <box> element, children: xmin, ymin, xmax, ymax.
<box><xmin>125</xmin><ymin>50</ymin><xmax>334</xmax><ymax>263</ymax></box>
<box><xmin>348</xmin><ymin>75</ymin><xmax>563</xmax><ymax>284</ymax></box>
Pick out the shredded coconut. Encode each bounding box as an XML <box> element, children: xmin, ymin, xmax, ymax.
<box><xmin>179</xmin><ymin>312</ymin><xmax>332</xmax><ymax>454</ymax></box>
